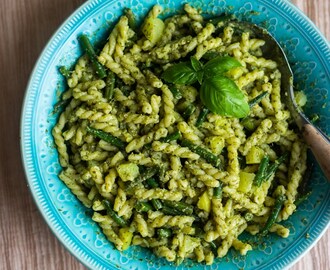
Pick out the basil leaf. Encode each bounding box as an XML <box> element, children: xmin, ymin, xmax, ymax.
<box><xmin>190</xmin><ymin>57</ymin><xmax>203</xmax><ymax>72</ymax></box>
<box><xmin>197</xmin><ymin>70</ymin><xmax>204</xmax><ymax>84</ymax></box>
<box><xmin>200</xmin><ymin>76</ymin><xmax>249</xmax><ymax>118</ymax></box>
<box><xmin>204</xmin><ymin>56</ymin><xmax>241</xmax><ymax>78</ymax></box>
<box><xmin>162</xmin><ymin>62</ymin><xmax>198</xmax><ymax>84</ymax></box>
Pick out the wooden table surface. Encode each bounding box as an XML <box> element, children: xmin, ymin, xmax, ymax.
<box><xmin>0</xmin><ymin>0</ymin><xmax>329</xmax><ymax>269</ymax></box>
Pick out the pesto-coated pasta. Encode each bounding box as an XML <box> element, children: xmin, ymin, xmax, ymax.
<box><xmin>53</xmin><ymin>4</ymin><xmax>308</xmax><ymax>266</ymax></box>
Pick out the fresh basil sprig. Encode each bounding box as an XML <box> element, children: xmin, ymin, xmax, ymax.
<box><xmin>162</xmin><ymin>56</ymin><xmax>249</xmax><ymax>118</ymax></box>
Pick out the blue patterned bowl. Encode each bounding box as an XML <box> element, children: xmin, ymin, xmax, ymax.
<box><xmin>21</xmin><ymin>0</ymin><xmax>330</xmax><ymax>269</ymax></box>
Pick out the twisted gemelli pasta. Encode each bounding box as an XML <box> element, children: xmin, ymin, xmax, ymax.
<box><xmin>53</xmin><ymin>4</ymin><xmax>308</xmax><ymax>266</ymax></box>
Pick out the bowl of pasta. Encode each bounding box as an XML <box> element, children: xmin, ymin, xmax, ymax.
<box><xmin>21</xmin><ymin>0</ymin><xmax>330</xmax><ymax>269</ymax></box>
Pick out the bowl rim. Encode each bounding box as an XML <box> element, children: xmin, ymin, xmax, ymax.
<box><xmin>20</xmin><ymin>0</ymin><xmax>330</xmax><ymax>269</ymax></box>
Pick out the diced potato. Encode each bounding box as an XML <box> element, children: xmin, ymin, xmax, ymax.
<box><xmin>207</xmin><ymin>136</ymin><xmax>225</xmax><ymax>155</ymax></box>
<box><xmin>182</xmin><ymin>235</ymin><xmax>200</xmax><ymax>255</ymax></box>
<box><xmin>142</xmin><ymin>17</ymin><xmax>165</xmax><ymax>43</ymax></box>
<box><xmin>238</xmin><ymin>171</ymin><xmax>255</xmax><ymax>193</ymax></box>
<box><xmin>243</xmin><ymin>165</ymin><xmax>259</xmax><ymax>173</ymax></box>
<box><xmin>119</xmin><ymin>228</ymin><xmax>133</xmax><ymax>251</ymax></box>
<box><xmin>116</xmin><ymin>163</ymin><xmax>139</xmax><ymax>182</ymax></box>
<box><xmin>295</xmin><ymin>91</ymin><xmax>307</xmax><ymax>108</ymax></box>
<box><xmin>246</xmin><ymin>146</ymin><xmax>264</xmax><ymax>164</ymax></box>
<box><xmin>197</xmin><ymin>191</ymin><xmax>211</xmax><ymax>212</ymax></box>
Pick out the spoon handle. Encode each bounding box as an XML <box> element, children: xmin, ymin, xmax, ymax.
<box><xmin>302</xmin><ymin>124</ymin><xmax>330</xmax><ymax>182</ymax></box>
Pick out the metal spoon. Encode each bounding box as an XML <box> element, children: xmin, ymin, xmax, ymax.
<box><xmin>230</xmin><ymin>21</ymin><xmax>330</xmax><ymax>181</ymax></box>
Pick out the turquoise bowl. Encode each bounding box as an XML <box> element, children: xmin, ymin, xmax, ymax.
<box><xmin>21</xmin><ymin>0</ymin><xmax>330</xmax><ymax>269</ymax></box>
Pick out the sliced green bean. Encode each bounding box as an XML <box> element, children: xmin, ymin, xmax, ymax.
<box><xmin>213</xmin><ymin>183</ymin><xmax>223</xmax><ymax>199</ymax></box>
<box><xmin>59</xmin><ymin>66</ymin><xmax>71</xmax><ymax>79</ymax></box>
<box><xmin>127</xmin><ymin>167</ymin><xmax>160</xmax><ymax>192</ymax></box>
<box><xmin>209</xmin><ymin>241</ymin><xmax>218</xmax><ymax>255</ymax></box>
<box><xmin>253</xmin><ymin>156</ymin><xmax>270</xmax><ymax>187</ymax></box>
<box><xmin>169</xmin><ymin>86</ymin><xmax>182</xmax><ymax>99</ymax></box>
<box><xmin>102</xmin><ymin>200</ymin><xmax>128</xmax><ymax>227</ymax></box>
<box><xmin>263</xmin><ymin>153</ymin><xmax>289</xmax><ymax>181</ymax></box>
<box><xmin>137</xmin><ymin>167</ymin><xmax>159</xmax><ymax>182</ymax></box>
<box><xmin>159</xmin><ymin>131</ymin><xmax>182</xmax><ymax>143</ymax></box>
<box><xmin>161</xmin><ymin>205</ymin><xmax>183</xmax><ymax>216</ymax></box>
<box><xmin>104</xmin><ymin>71</ymin><xmax>116</xmax><ymax>100</ymax></box>
<box><xmin>135</xmin><ymin>201</ymin><xmax>153</xmax><ymax>212</ymax></box>
<box><xmin>295</xmin><ymin>191</ymin><xmax>312</xmax><ymax>206</ymax></box>
<box><xmin>146</xmin><ymin>177</ymin><xmax>159</xmax><ymax>188</ymax></box>
<box><xmin>151</xmin><ymin>199</ymin><xmax>163</xmax><ymax>210</ymax></box>
<box><xmin>180</xmin><ymin>139</ymin><xmax>221</xmax><ymax>168</ymax></box>
<box><xmin>124</xmin><ymin>8</ymin><xmax>136</xmax><ymax>30</ymax></box>
<box><xmin>78</xmin><ymin>34</ymin><xmax>107</xmax><ymax>78</ymax></box>
<box><xmin>182</xmin><ymin>104</ymin><xmax>196</xmax><ymax>120</ymax></box>
<box><xmin>259</xmin><ymin>195</ymin><xmax>286</xmax><ymax>236</ymax></box>
<box><xmin>249</xmin><ymin>91</ymin><xmax>268</xmax><ymax>108</ymax></box>
<box><xmin>52</xmin><ymin>99</ymin><xmax>70</xmax><ymax>114</ymax></box>
<box><xmin>195</xmin><ymin>107</ymin><xmax>209</xmax><ymax>127</ymax></box>
<box><xmin>158</xmin><ymin>228</ymin><xmax>172</xmax><ymax>238</ymax></box>
<box><xmin>86</xmin><ymin>126</ymin><xmax>126</xmax><ymax>150</ymax></box>
<box><xmin>162</xmin><ymin>200</ymin><xmax>194</xmax><ymax>215</ymax></box>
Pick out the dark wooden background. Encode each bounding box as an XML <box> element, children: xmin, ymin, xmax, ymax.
<box><xmin>0</xmin><ymin>0</ymin><xmax>329</xmax><ymax>269</ymax></box>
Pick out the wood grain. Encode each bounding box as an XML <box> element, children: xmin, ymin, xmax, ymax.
<box><xmin>0</xmin><ymin>0</ymin><xmax>328</xmax><ymax>269</ymax></box>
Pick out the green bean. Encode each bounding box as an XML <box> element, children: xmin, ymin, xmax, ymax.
<box><xmin>161</xmin><ymin>205</ymin><xmax>183</xmax><ymax>216</ymax></box>
<box><xmin>86</xmin><ymin>126</ymin><xmax>126</xmax><ymax>150</ymax></box>
<box><xmin>194</xmin><ymin>226</ymin><xmax>204</xmax><ymax>238</ymax></box>
<box><xmin>158</xmin><ymin>228</ymin><xmax>172</xmax><ymax>238</ymax></box>
<box><xmin>52</xmin><ymin>99</ymin><xmax>70</xmax><ymax>114</ymax></box>
<box><xmin>78</xmin><ymin>34</ymin><xmax>107</xmax><ymax>78</ymax></box>
<box><xmin>169</xmin><ymin>86</ymin><xmax>182</xmax><ymax>99</ymax></box>
<box><xmin>237</xmin><ymin>155</ymin><xmax>246</xmax><ymax>169</ymax></box>
<box><xmin>195</xmin><ymin>107</ymin><xmax>209</xmax><ymax>127</ymax></box>
<box><xmin>259</xmin><ymin>195</ymin><xmax>286</xmax><ymax>236</ymax></box>
<box><xmin>59</xmin><ymin>66</ymin><xmax>71</xmax><ymax>79</ymax></box>
<box><xmin>137</xmin><ymin>167</ymin><xmax>159</xmax><ymax>182</ymax></box>
<box><xmin>102</xmin><ymin>200</ymin><xmax>128</xmax><ymax>227</ymax></box>
<box><xmin>253</xmin><ymin>156</ymin><xmax>270</xmax><ymax>187</ymax></box>
<box><xmin>162</xmin><ymin>200</ymin><xmax>194</xmax><ymax>215</ymax></box>
<box><xmin>135</xmin><ymin>201</ymin><xmax>153</xmax><ymax>212</ymax></box>
<box><xmin>295</xmin><ymin>191</ymin><xmax>312</xmax><ymax>206</ymax></box>
<box><xmin>249</xmin><ymin>91</ymin><xmax>268</xmax><ymax>108</ymax></box>
<box><xmin>124</xmin><ymin>8</ymin><xmax>136</xmax><ymax>30</ymax></box>
<box><xmin>209</xmin><ymin>241</ymin><xmax>217</xmax><ymax>255</ymax></box>
<box><xmin>146</xmin><ymin>177</ymin><xmax>159</xmax><ymax>188</ymax></box>
<box><xmin>263</xmin><ymin>153</ymin><xmax>289</xmax><ymax>181</ymax></box>
<box><xmin>180</xmin><ymin>139</ymin><xmax>221</xmax><ymax>168</ymax></box>
<box><xmin>159</xmin><ymin>131</ymin><xmax>182</xmax><ymax>143</ymax></box>
<box><xmin>127</xmin><ymin>167</ymin><xmax>160</xmax><ymax>192</ymax></box>
<box><xmin>104</xmin><ymin>71</ymin><xmax>116</xmax><ymax>100</ymax></box>
<box><xmin>158</xmin><ymin>165</ymin><xmax>166</xmax><ymax>183</ymax></box>
<box><xmin>213</xmin><ymin>183</ymin><xmax>223</xmax><ymax>199</ymax></box>
<box><xmin>144</xmin><ymin>178</ymin><xmax>163</xmax><ymax>209</ymax></box>
<box><xmin>151</xmin><ymin>199</ymin><xmax>163</xmax><ymax>210</ymax></box>
<box><xmin>182</xmin><ymin>104</ymin><xmax>196</xmax><ymax>120</ymax></box>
